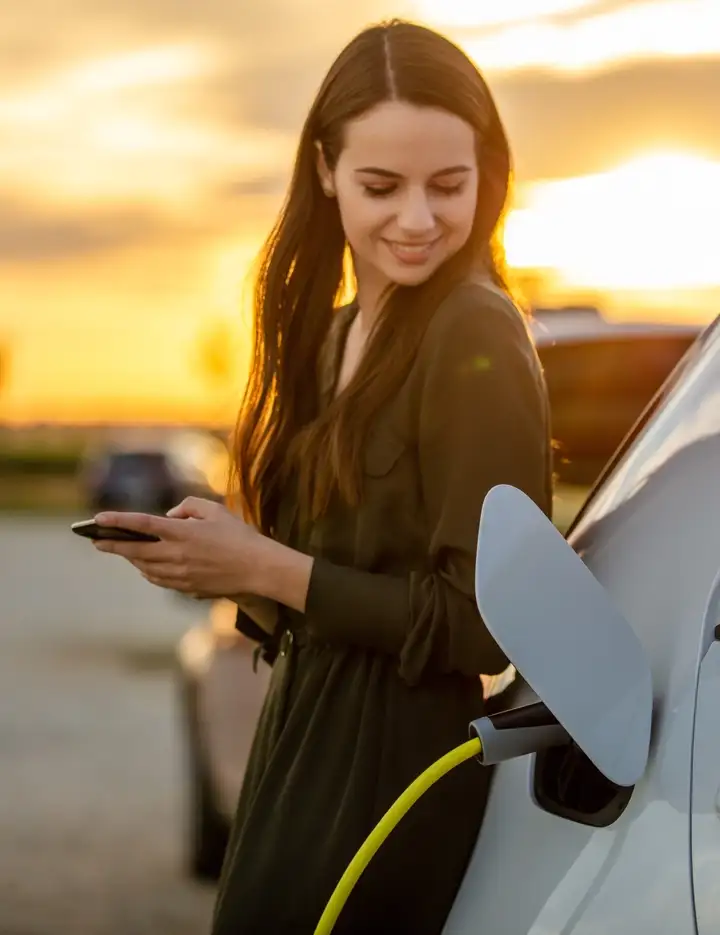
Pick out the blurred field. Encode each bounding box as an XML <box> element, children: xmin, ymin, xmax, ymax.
<box><xmin>0</xmin><ymin>475</ymin><xmax>84</xmax><ymax>514</ymax></box>
<box><xmin>0</xmin><ymin>471</ymin><xmax>590</xmax><ymax>534</ymax></box>
<box><xmin>0</xmin><ymin>443</ymin><xmax>84</xmax><ymax>513</ymax></box>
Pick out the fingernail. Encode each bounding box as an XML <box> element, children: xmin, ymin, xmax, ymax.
<box><xmin>95</xmin><ymin>513</ymin><xmax>109</xmax><ymax>523</ymax></box>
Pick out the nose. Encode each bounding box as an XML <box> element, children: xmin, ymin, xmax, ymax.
<box><xmin>396</xmin><ymin>189</ymin><xmax>435</xmax><ymax>237</ymax></box>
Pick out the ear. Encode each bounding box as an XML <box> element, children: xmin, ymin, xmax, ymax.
<box><xmin>315</xmin><ymin>141</ymin><xmax>336</xmax><ymax>197</ymax></box>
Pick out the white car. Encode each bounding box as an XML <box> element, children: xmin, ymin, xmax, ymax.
<box><xmin>448</xmin><ymin>312</ymin><xmax>720</xmax><ymax>934</ymax></box>
<box><xmin>175</xmin><ymin>310</ymin><xmax>709</xmax><ymax>909</ymax></box>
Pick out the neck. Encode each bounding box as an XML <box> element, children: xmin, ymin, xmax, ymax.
<box><xmin>353</xmin><ymin>258</ymin><xmax>392</xmax><ymax>333</ymax></box>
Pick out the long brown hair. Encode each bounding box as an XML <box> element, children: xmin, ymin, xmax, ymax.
<box><xmin>231</xmin><ymin>19</ymin><xmax>513</xmax><ymax>533</ymax></box>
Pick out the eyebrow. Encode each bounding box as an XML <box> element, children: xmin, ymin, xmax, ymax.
<box><xmin>354</xmin><ymin>165</ymin><xmax>472</xmax><ymax>179</ymax></box>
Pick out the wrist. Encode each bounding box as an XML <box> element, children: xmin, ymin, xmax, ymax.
<box><xmin>246</xmin><ymin>533</ymin><xmax>280</xmax><ymax>596</ymax></box>
<box><xmin>249</xmin><ymin>534</ymin><xmax>315</xmax><ymax>613</ymax></box>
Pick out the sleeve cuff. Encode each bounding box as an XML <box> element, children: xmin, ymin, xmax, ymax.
<box><xmin>234</xmin><ymin>606</ymin><xmax>274</xmax><ymax>643</ymax></box>
<box><xmin>304</xmin><ymin>557</ymin><xmax>410</xmax><ymax>656</ymax></box>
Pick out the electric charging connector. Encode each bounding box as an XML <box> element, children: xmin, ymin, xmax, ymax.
<box><xmin>469</xmin><ymin>701</ymin><xmax>570</xmax><ymax>766</ymax></box>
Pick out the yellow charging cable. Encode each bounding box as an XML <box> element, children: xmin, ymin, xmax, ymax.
<box><xmin>314</xmin><ymin>736</ymin><xmax>482</xmax><ymax>935</ymax></box>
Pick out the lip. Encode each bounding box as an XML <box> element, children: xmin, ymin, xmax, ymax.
<box><xmin>382</xmin><ymin>237</ymin><xmax>443</xmax><ymax>266</ymax></box>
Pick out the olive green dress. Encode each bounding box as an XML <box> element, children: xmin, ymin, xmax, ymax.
<box><xmin>211</xmin><ymin>280</ymin><xmax>553</xmax><ymax>935</ymax></box>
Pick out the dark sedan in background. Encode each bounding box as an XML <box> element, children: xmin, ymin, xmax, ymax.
<box><xmin>81</xmin><ymin>430</ymin><xmax>228</xmax><ymax>515</ymax></box>
<box><xmin>175</xmin><ymin>308</ymin><xmax>701</xmax><ymax>880</ymax></box>
<box><xmin>532</xmin><ymin>306</ymin><xmax>698</xmax><ymax>483</ymax></box>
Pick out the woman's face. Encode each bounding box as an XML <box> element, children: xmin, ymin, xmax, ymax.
<box><xmin>322</xmin><ymin>101</ymin><xmax>479</xmax><ymax>293</ymax></box>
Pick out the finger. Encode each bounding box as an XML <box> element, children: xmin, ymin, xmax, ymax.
<box><xmin>141</xmin><ymin>572</ymin><xmax>195</xmax><ymax>593</ymax></box>
<box><xmin>166</xmin><ymin>497</ymin><xmax>219</xmax><ymax>519</ymax></box>
<box><xmin>93</xmin><ymin>511</ymin><xmax>182</xmax><ymax>540</ymax></box>
<box><xmin>93</xmin><ymin>540</ymin><xmax>177</xmax><ymax>561</ymax></box>
<box><xmin>133</xmin><ymin>560</ymin><xmax>188</xmax><ymax>580</ymax></box>
<box><xmin>129</xmin><ymin>549</ymin><xmax>183</xmax><ymax>566</ymax></box>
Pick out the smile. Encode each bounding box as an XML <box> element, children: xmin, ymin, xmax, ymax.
<box><xmin>383</xmin><ymin>238</ymin><xmax>442</xmax><ymax>264</ymax></box>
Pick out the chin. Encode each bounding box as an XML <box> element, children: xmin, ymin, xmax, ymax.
<box><xmin>384</xmin><ymin>261</ymin><xmax>443</xmax><ymax>287</ymax></box>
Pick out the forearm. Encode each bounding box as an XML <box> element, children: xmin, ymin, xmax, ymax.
<box><xmin>243</xmin><ymin>537</ymin><xmax>411</xmax><ymax>655</ymax></box>
<box><xmin>248</xmin><ymin>535</ymin><xmax>315</xmax><ymax>613</ymax></box>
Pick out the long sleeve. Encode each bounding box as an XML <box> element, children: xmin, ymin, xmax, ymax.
<box><xmin>234</xmin><ymin>606</ymin><xmax>280</xmax><ymax>667</ymax></box>
<box><xmin>304</xmin><ymin>284</ymin><xmax>552</xmax><ymax>684</ymax></box>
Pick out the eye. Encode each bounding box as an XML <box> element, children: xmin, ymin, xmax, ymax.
<box><xmin>363</xmin><ymin>185</ymin><xmax>397</xmax><ymax>198</ymax></box>
<box><xmin>431</xmin><ymin>183</ymin><xmax>464</xmax><ymax>196</ymax></box>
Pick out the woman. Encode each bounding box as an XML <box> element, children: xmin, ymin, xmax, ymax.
<box><xmin>94</xmin><ymin>19</ymin><xmax>552</xmax><ymax>935</ymax></box>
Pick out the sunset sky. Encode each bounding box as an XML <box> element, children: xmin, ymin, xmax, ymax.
<box><xmin>2</xmin><ymin>0</ymin><xmax>720</xmax><ymax>423</ymax></box>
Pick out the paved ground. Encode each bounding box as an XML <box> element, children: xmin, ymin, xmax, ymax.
<box><xmin>0</xmin><ymin>516</ymin><xmax>220</xmax><ymax>934</ymax></box>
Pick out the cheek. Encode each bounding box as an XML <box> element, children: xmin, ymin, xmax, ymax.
<box><xmin>439</xmin><ymin>193</ymin><xmax>478</xmax><ymax>244</ymax></box>
<box><xmin>336</xmin><ymin>191</ymin><xmax>388</xmax><ymax>253</ymax></box>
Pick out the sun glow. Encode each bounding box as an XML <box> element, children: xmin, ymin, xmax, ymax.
<box><xmin>415</xmin><ymin>0</ymin><xmax>596</xmax><ymax>30</ymax></box>
<box><xmin>0</xmin><ymin>44</ymin><xmax>292</xmax><ymax>203</ymax></box>
<box><xmin>417</xmin><ymin>0</ymin><xmax>720</xmax><ymax>73</ymax></box>
<box><xmin>505</xmin><ymin>151</ymin><xmax>720</xmax><ymax>290</ymax></box>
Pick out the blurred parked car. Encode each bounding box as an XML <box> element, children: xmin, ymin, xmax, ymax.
<box><xmin>175</xmin><ymin>308</ymin><xmax>702</xmax><ymax>880</ymax></box>
<box><xmin>176</xmin><ymin>600</ymin><xmax>271</xmax><ymax>878</ymax></box>
<box><xmin>530</xmin><ymin>306</ymin><xmax>700</xmax><ymax>483</ymax></box>
<box><xmin>81</xmin><ymin>431</ymin><xmax>229</xmax><ymax>515</ymax></box>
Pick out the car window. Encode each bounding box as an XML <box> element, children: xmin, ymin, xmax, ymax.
<box><xmin>569</xmin><ymin>317</ymin><xmax>720</xmax><ymax>535</ymax></box>
<box><xmin>107</xmin><ymin>452</ymin><xmax>170</xmax><ymax>481</ymax></box>
<box><xmin>540</xmin><ymin>335</ymin><xmax>696</xmax><ymax>484</ymax></box>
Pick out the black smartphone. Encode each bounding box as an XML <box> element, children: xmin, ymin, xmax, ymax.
<box><xmin>71</xmin><ymin>519</ymin><xmax>161</xmax><ymax>543</ymax></box>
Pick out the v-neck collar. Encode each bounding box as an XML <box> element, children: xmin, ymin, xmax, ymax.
<box><xmin>319</xmin><ymin>301</ymin><xmax>359</xmax><ymax>406</ymax></box>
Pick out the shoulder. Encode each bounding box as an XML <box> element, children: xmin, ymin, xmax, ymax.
<box><xmin>420</xmin><ymin>278</ymin><xmax>534</xmax><ymax>362</ymax></box>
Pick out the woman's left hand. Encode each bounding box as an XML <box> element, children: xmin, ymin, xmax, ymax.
<box><xmin>92</xmin><ymin>497</ymin><xmax>264</xmax><ymax>598</ymax></box>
